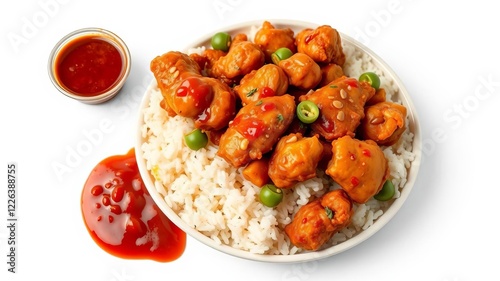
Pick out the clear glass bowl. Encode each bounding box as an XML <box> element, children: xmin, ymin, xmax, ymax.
<box><xmin>48</xmin><ymin>27</ymin><xmax>131</xmax><ymax>104</ymax></box>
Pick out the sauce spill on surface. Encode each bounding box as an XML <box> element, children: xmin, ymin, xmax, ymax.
<box><xmin>81</xmin><ymin>148</ymin><xmax>186</xmax><ymax>262</ymax></box>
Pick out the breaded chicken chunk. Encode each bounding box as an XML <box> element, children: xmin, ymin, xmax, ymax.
<box><xmin>285</xmin><ymin>189</ymin><xmax>353</xmax><ymax>251</ymax></box>
<box><xmin>326</xmin><ymin>136</ymin><xmax>389</xmax><ymax>203</ymax></box>
<box><xmin>295</xmin><ymin>25</ymin><xmax>346</xmax><ymax>66</ymax></box>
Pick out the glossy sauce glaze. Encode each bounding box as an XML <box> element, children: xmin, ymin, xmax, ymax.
<box><xmin>56</xmin><ymin>36</ymin><xmax>122</xmax><ymax>96</ymax></box>
<box><xmin>81</xmin><ymin>149</ymin><xmax>186</xmax><ymax>262</ymax></box>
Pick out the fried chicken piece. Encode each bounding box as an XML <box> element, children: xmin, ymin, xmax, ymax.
<box><xmin>268</xmin><ymin>133</ymin><xmax>324</xmax><ymax>189</ymax></box>
<box><xmin>189</xmin><ymin>49</ymin><xmax>226</xmax><ymax>74</ymax></box>
<box><xmin>320</xmin><ymin>189</ymin><xmax>353</xmax><ymax>230</ymax></box>
<box><xmin>211</xmin><ymin>41</ymin><xmax>265</xmax><ymax>82</ymax></box>
<box><xmin>285</xmin><ymin>189</ymin><xmax>353</xmax><ymax>251</ymax></box>
<box><xmin>326</xmin><ymin>136</ymin><xmax>389</xmax><ymax>203</ymax></box>
<box><xmin>295</xmin><ymin>25</ymin><xmax>346</xmax><ymax>66</ymax></box>
<box><xmin>231</xmin><ymin>33</ymin><xmax>248</xmax><ymax>45</ymax></box>
<box><xmin>366</xmin><ymin>88</ymin><xmax>387</xmax><ymax>106</ymax></box>
<box><xmin>253</xmin><ymin>21</ymin><xmax>297</xmax><ymax>62</ymax></box>
<box><xmin>285</xmin><ymin>200</ymin><xmax>332</xmax><ymax>251</ymax></box>
<box><xmin>150</xmin><ymin>51</ymin><xmax>236</xmax><ymax>131</ymax></box>
<box><xmin>358</xmin><ymin>101</ymin><xmax>407</xmax><ymax>146</ymax></box>
<box><xmin>194</xmin><ymin>77</ymin><xmax>236</xmax><ymax>131</ymax></box>
<box><xmin>278</xmin><ymin>53</ymin><xmax>322</xmax><ymax>90</ymax></box>
<box><xmin>299</xmin><ymin>76</ymin><xmax>375</xmax><ymax>141</ymax></box>
<box><xmin>217</xmin><ymin>94</ymin><xmax>295</xmax><ymax>167</ymax></box>
<box><xmin>242</xmin><ymin>158</ymin><xmax>270</xmax><ymax>187</ymax></box>
<box><xmin>319</xmin><ymin>63</ymin><xmax>344</xmax><ymax>87</ymax></box>
<box><xmin>150</xmin><ymin>51</ymin><xmax>204</xmax><ymax>116</ymax></box>
<box><xmin>233</xmin><ymin>64</ymin><xmax>288</xmax><ymax>105</ymax></box>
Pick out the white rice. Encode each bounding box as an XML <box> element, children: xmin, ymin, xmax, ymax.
<box><xmin>140</xmin><ymin>36</ymin><xmax>415</xmax><ymax>255</ymax></box>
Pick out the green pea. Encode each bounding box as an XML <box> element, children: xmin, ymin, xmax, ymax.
<box><xmin>259</xmin><ymin>184</ymin><xmax>283</xmax><ymax>207</ymax></box>
<box><xmin>271</xmin><ymin>47</ymin><xmax>293</xmax><ymax>64</ymax></box>
<box><xmin>184</xmin><ymin>129</ymin><xmax>208</xmax><ymax>150</ymax></box>
<box><xmin>296</xmin><ymin>100</ymin><xmax>320</xmax><ymax>124</ymax></box>
<box><xmin>359</xmin><ymin>72</ymin><xmax>381</xmax><ymax>90</ymax></box>
<box><xmin>374</xmin><ymin>179</ymin><xmax>395</xmax><ymax>201</ymax></box>
<box><xmin>211</xmin><ymin>32</ymin><xmax>231</xmax><ymax>52</ymax></box>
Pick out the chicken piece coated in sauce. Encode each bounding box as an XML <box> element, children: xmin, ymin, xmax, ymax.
<box><xmin>253</xmin><ymin>21</ymin><xmax>297</xmax><ymax>62</ymax></box>
<box><xmin>285</xmin><ymin>189</ymin><xmax>353</xmax><ymax>251</ymax></box>
<box><xmin>194</xmin><ymin>77</ymin><xmax>236</xmax><ymax>131</ymax></box>
<box><xmin>319</xmin><ymin>63</ymin><xmax>344</xmax><ymax>87</ymax></box>
<box><xmin>278</xmin><ymin>53</ymin><xmax>322</xmax><ymax>90</ymax></box>
<box><xmin>211</xmin><ymin>41</ymin><xmax>265</xmax><ymax>82</ymax></box>
<box><xmin>150</xmin><ymin>51</ymin><xmax>202</xmax><ymax>116</ymax></box>
<box><xmin>295</xmin><ymin>25</ymin><xmax>346</xmax><ymax>66</ymax></box>
<box><xmin>300</xmin><ymin>76</ymin><xmax>375</xmax><ymax>141</ymax></box>
<box><xmin>217</xmin><ymin>94</ymin><xmax>295</xmax><ymax>168</ymax></box>
<box><xmin>358</xmin><ymin>101</ymin><xmax>407</xmax><ymax>146</ymax></box>
<box><xmin>189</xmin><ymin>49</ymin><xmax>226</xmax><ymax>75</ymax></box>
<box><xmin>268</xmin><ymin>133</ymin><xmax>324</xmax><ymax>189</ymax></box>
<box><xmin>366</xmin><ymin>88</ymin><xmax>386</xmax><ymax>106</ymax></box>
<box><xmin>326</xmin><ymin>136</ymin><xmax>389</xmax><ymax>204</ymax></box>
<box><xmin>191</xmin><ymin>33</ymin><xmax>248</xmax><ymax>77</ymax></box>
<box><xmin>231</xmin><ymin>33</ymin><xmax>248</xmax><ymax>45</ymax></box>
<box><xmin>234</xmin><ymin>64</ymin><xmax>288</xmax><ymax>105</ymax></box>
<box><xmin>150</xmin><ymin>51</ymin><xmax>236</xmax><ymax>131</ymax></box>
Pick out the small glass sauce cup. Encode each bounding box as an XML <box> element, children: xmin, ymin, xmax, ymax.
<box><xmin>48</xmin><ymin>28</ymin><xmax>131</xmax><ymax>104</ymax></box>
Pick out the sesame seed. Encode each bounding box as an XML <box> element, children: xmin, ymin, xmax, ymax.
<box><xmin>332</xmin><ymin>100</ymin><xmax>344</xmax><ymax>109</ymax></box>
<box><xmin>240</xmin><ymin>139</ymin><xmax>249</xmax><ymax>150</ymax></box>
<box><xmin>340</xmin><ymin>89</ymin><xmax>347</xmax><ymax>99</ymax></box>
<box><xmin>285</xmin><ymin>135</ymin><xmax>298</xmax><ymax>143</ymax></box>
<box><xmin>337</xmin><ymin>111</ymin><xmax>345</xmax><ymax>121</ymax></box>
<box><xmin>173</xmin><ymin>70</ymin><xmax>179</xmax><ymax>79</ymax></box>
<box><xmin>169</xmin><ymin>66</ymin><xmax>176</xmax><ymax>73</ymax></box>
<box><xmin>370</xmin><ymin>117</ymin><xmax>384</xmax><ymax>125</ymax></box>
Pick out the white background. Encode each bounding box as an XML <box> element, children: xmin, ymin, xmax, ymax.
<box><xmin>1</xmin><ymin>0</ymin><xmax>499</xmax><ymax>280</ymax></box>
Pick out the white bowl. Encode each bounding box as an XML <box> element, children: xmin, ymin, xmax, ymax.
<box><xmin>135</xmin><ymin>19</ymin><xmax>421</xmax><ymax>263</ymax></box>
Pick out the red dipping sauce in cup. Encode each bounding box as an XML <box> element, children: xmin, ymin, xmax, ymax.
<box><xmin>55</xmin><ymin>36</ymin><xmax>122</xmax><ymax>96</ymax></box>
<box><xmin>48</xmin><ymin>28</ymin><xmax>131</xmax><ymax>104</ymax></box>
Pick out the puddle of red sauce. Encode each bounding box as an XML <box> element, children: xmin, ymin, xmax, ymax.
<box><xmin>81</xmin><ymin>148</ymin><xmax>186</xmax><ymax>262</ymax></box>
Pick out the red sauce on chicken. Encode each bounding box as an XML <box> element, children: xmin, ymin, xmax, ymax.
<box><xmin>81</xmin><ymin>148</ymin><xmax>186</xmax><ymax>262</ymax></box>
<box><xmin>56</xmin><ymin>36</ymin><xmax>122</xmax><ymax>96</ymax></box>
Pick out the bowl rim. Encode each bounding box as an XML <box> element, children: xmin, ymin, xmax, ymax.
<box><xmin>47</xmin><ymin>27</ymin><xmax>131</xmax><ymax>104</ymax></box>
<box><xmin>135</xmin><ymin>19</ymin><xmax>422</xmax><ymax>263</ymax></box>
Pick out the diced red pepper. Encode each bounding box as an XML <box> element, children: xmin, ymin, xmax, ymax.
<box><xmin>232</xmin><ymin>116</ymin><xmax>265</xmax><ymax>141</ymax></box>
<box><xmin>344</xmin><ymin>78</ymin><xmax>358</xmax><ymax>88</ymax></box>
<box><xmin>260</xmin><ymin>87</ymin><xmax>275</xmax><ymax>98</ymax></box>
<box><xmin>351</xmin><ymin>176</ymin><xmax>360</xmax><ymax>187</ymax></box>
<box><xmin>260</xmin><ymin>102</ymin><xmax>276</xmax><ymax>112</ymax></box>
